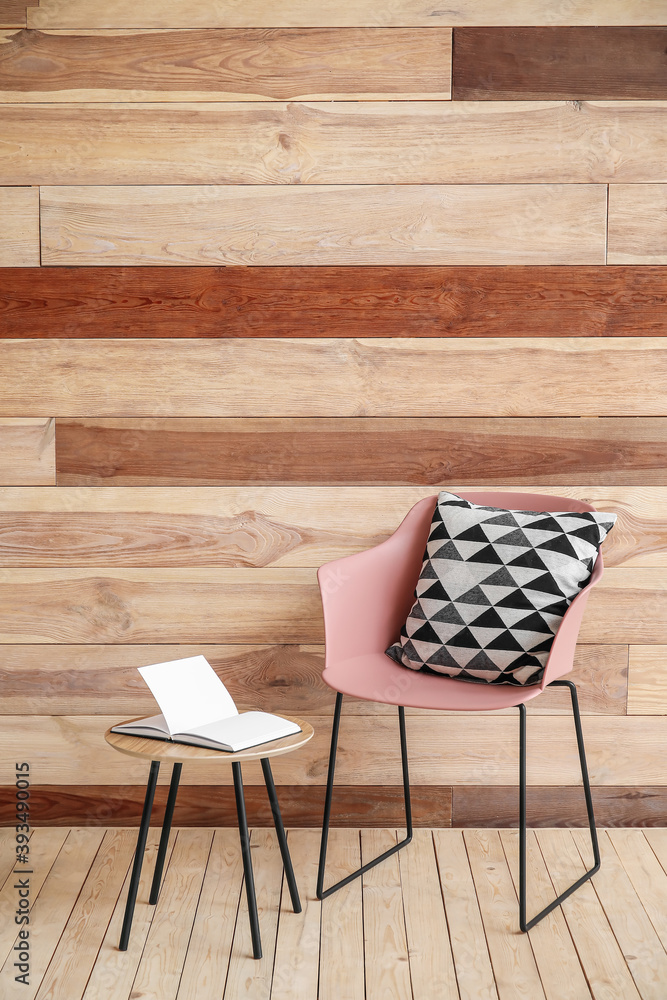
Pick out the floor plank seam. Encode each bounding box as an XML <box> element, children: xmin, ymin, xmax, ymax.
<box><xmin>461</xmin><ymin>829</ymin><xmax>499</xmax><ymax>997</ymax></box>
<box><xmin>77</xmin><ymin>832</ymin><xmax>136</xmax><ymax>1000</ymax></box>
<box><xmin>175</xmin><ymin>827</ymin><xmax>216</xmax><ymax>1000</ymax></box>
<box><xmin>395</xmin><ymin>828</ymin><xmax>416</xmax><ymax>1000</ymax></box>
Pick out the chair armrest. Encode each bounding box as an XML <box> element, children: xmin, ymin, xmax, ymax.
<box><xmin>540</xmin><ymin>553</ymin><xmax>605</xmax><ymax>688</ymax></box>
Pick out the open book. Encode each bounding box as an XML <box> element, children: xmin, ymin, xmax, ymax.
<box><xmin>111</xmin><ymin>655</ymin><xmax>301</xmax><ymax>753</ymax></box>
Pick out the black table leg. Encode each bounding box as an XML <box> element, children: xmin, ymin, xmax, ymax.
<box><xmin>119</xmin><ymin>759</ymin><xmax>160</xmax><ymax>951</ymax></box>
<box><xmin>149</xmin><ymin>761</ymin><xmax>181</xmax><ymax>905</ymax></box>
<box><xmin>233</xmin><ymin>761</ymin><xmax>262</xmax><ymax>960</ymax></box>
<box><xmin>261</xmin><ymin>757</ymin><xmax>301</xmax><ymax>914</ymax></box>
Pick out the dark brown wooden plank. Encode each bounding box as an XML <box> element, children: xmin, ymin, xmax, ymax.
<box><xmin>0</xmin><ymin>643</ymin><xmax>626</xmax><ymax>715</ymax></box>
<box><xmin>0</xmin><ymin>2</ymin><xmax>26</xmax><ymax>28</ymax></box>
<box><xmin>453</xmin><ymin>27</ymin><xmax>667</xmax><ymax>100</ymax></box>
<box><xmin>8</xmin><ymin>783</ymin><xmax>667</xmax><ymax>827</ymax></box>
<box><xmin>452</xmin><ymin>786</ymin><xmax>667</xmax><ymax>828</ymax></box>
<box><xmin>56</xmin><ymin>417</ymin><xmax>667</xmax><ymax>486</ymax></box>
<box><xmin>0</xmin><ymin>784</ymin><xmax>451</xmax><ymax>827</ymax></box>
<box><xmin>4</xmin><ymin>266</ymin><xmax>667</xmax><ymax>338</ymax></box>
<box><xmin>0</xmin><ymin>27</ymin><xmax>450</xmax><ymax>100</ymax></box>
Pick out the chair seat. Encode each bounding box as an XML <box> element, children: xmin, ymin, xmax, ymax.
<box><xmin>322</xmin><ymin>652</ymin><xmax>544</xmax><ymax>712</ymax></box>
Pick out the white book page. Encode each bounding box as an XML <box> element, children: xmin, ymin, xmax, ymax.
<box><xmin>180</xmin><ymin>712</ymin><xmax>300</xmax><ymax>751</ymax></box>
<box><xmin>138</xmin><ymin>655</ymin><xmax>238</xmax><ymax>735</ymax></box>
<box><xmin>111</xmin><ymin>713</ymin><xmax>170</xmax><ymax>736</ymax></box>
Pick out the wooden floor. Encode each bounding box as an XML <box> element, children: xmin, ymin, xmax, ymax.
<box><xmin>2</xmin><ymin>827</ymin><xmax>667</xmax><ymax>999</ymax></box>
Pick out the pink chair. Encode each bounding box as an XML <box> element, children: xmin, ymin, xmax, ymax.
<box><xmin>316</xmin><ymin>492</ymin><xmax>603</xmax><ymax>932</ymax></box>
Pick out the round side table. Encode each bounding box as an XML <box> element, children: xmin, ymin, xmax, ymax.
<box><xmin>105</xmin><ymin>718</ymin><xmax>314</xmax><ymax>960</ymax></box>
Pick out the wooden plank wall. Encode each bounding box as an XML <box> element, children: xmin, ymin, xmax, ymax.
<box><xmin>1</xmin><ymin>2</ymin><xmax>667</xmax><ymax>828</ymax></box>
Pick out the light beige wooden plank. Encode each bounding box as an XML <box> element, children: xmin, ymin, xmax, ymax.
<box><xmin>0</xmin><ymin>483</ymin><xmax>662</xmax><ymax>570</ymax></box>
<box><xmin>0</xmin><ymin>484</ymin><xmax>430</xmax><ymax>569</ymax></box>
<box><xmin>223</xmin><ymin>828</ymin><xmax>283</xmax><ymax>1000</ymax></box>
<box><xmin>0</xmin><ymin>187</ymin><xmax>39</xmax><ymax>266</ymax></box>
<box><xmin>464</xmin><ymin>829</ymin><xmax>545</xmax><ymax>1000</ymax></box>
<box><xmin>35</xmin><ymin>828</ymin><xmax>137</xmax><ymax>1000</ymax></box>
<box><xmin>0</xmin><ymin>828</ymin><xmax>68</xmax><ymax>969</ymax></box>
<box><xmin>360</xmin><ymin>829</ymin><xmax>412</xmax><ymax>1000</ymax></box>
<box><xmin>3</xmin><ymin>338</ymin><xmax>666</xmax><ymax>418</ymax></box>
<box><xmin>573</xmin><ymin>829</ymin><xmax>667</xmax><ymax>1000</ymax></box>
<box><xmin>0</xmin><ymin>828</ymin><xmax>25</xmax><ymax>892</ymax></box>
<box><xmin>609</xmin><ymin>184</ymin><xmax>667</xmax><ymax>264</ymax></box>
<box><xmin>0</xmin><ymin>566</ymin><xmax>321</xmax><ymax>644</ymax></box>
<box><xmin>81</xmin><ymin>830</ymin><xmax>166</xmax><ymax>1000</ymax></box>
<box><xmin>536</xmin><ymin>829</ymin><xmax>642</xmax><ymax>1000</ymax></box>
<box><xmin>0</xmin><ymin>829</ymin><xmax>105</xmax><ymax>998</ymax></box>
<box><xmin>399</xmin><ymin>829</ymin><xmax>458</xmax><ymax>1000</ymax></box>
<box><xmin>0</xmin><ymin>420</ymin><xmax>54</xmax><ymax>485</ymax></box>
<box><xmin>0</xmin><ymin>564</ymin><xmax>658</xmax><ymax>645</ymax></box>
<box><xmin>628</xmin><ymin>646</ymin><xmax>667</xmax><ymax>714</ymax></box>
<box><xmin>270</xmin><ymin>830</ymin><xmax>321</xmax><ymax>1000</ymax></box>
<box><xmin>0</xmin><ymin>31</ymin><xmax>451</xmax><ymax>103</ymax></box>
<box><xmin>131</xmin><ymin>828</ymin><xmax>213</xmax><ymax>1000</ymax></box>
<box><xmin>580</xmin><ymin>568</ymin><xmax>667</xmax><ymax>644</ymax></box>
<box><xmin>611</xmin><ymin>829</ymin><xmax>667</xmax><ymax>946</ymax></box>
<box><xmin>499</xmin><ymin>829</ymin><xmax>591</xmax><ymax>1000</ymax></box>
<box><xmin>40</xmin><ymin>184</ymin><xmax>606</xmax><ymax>267</ymax></box>
<box><xmin>319</xmin><ymin>829</ymin><xmax>364</xmax><ymax>1000</ymax></box>
<box><xmin>433</xmin><ymin>829</ymin><xmax>498</xmax><ymax>1000</ymax></box>
<box><xmin>26</xmin><ymin>0</ymin><xmax>667</xmax><ymax>28</ymax></box>
<box><xmin>176</xmin><ymin>829</ymin><xmax>242</xmax><ymax>1000</ymax></box>
<box><xmin>12</xmin><ymin>714</ymin><xmax>667</xmax><ymax>786</ymax></box>
<box><xmin>6</xmin><ymin>102</ymin><xmax>667</xmax><ymax>183</ymax></box>
<box><xmin>596</xmin><ymin>485</ymin><xmax>667</xmax><ymax>569</ymax></box>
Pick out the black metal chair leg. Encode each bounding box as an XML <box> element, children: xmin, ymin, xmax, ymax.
<box><xmin>119</xmin><ymin>759</ymin><xmax>160</xmax><ymax>951</ymax></box>
<box><xmin>317</xmin><ymin>693</ymin><xmax>412</xmax><ymax>900</ymax></box>
<box><xmin>149</xmin><ymin>762</ymin><xmax>182</xmax><ymax>905</ymax></box>
<box><xmin>233</xmin><ymin>761</ymin><xmax>262</xmax><ymax>960</ymax></box>
<box><xmin>261</xmin><ymin>758</ymin><xmax>301</xmax><ymax>913</ymax></box>
<box><xmin>519</xmin><ymin>679</ymin><xmax>600</xmax><ymax>932</ymax></box>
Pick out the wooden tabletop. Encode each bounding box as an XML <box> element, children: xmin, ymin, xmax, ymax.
<box><xmin>104</xmin><ymin>717</ymin><xmax>314</xmax><ymax>764</ymax></box>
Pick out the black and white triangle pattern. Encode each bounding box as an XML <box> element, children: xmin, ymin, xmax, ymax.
<box><xmin>386</xmin><ymin>492</ymin><xmax>616</xmax><ymax>686</ymax></box>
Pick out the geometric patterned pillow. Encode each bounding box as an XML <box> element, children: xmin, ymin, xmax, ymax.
<box><xmin>385</xmin><ymin>491</ymin><xmax>616</xmax><ymax>686</ymax></box>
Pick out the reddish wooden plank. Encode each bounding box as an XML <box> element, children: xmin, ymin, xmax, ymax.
<box><xmin>0</xmin><ymin>27</ymin><xmax>451</xmax><ymax>100</ymax></box>
<box><xmin>0</xmin><ymin>784</ymin><xmax>451</xmax><ymax>827</ymax></box>
<box><xmin>3</xmin><ymin>266</ymin><xmax>667</xmax><ymax>338</ymax></box>
<box><xmin>453</xmin><ymin>27</ymin><xmax>667</xmax><ymax>100</ymax></box>
<box><xmin>452</xmin><ymin>785</ymin><xmax>667</xmax><ymax>828</ymax></box>
<box><xmin>56</xmin><ymin>417</ymin><xmax>667</xmax><ymax>486</ymax></box>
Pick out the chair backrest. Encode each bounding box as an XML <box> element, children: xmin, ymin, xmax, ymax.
<box><xmin>317</xmin><ymin>492</ymin><xmax>604</xmax><ymax>689</ymax></box>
